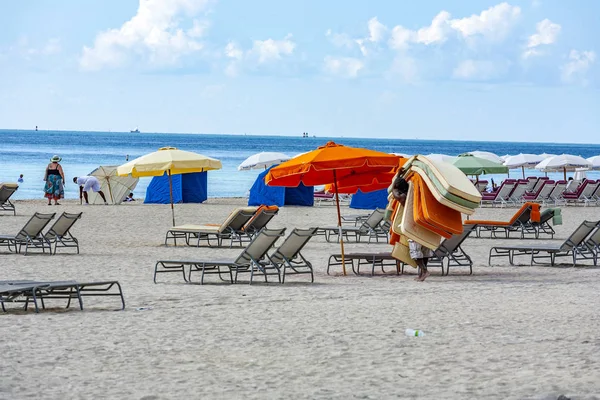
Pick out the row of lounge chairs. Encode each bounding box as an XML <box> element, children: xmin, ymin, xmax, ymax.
<box><xmin>0</xmin><ymin>212</ymin><xmax>82</xmax><ymax>255</ymax></box>
<box><xmin>317</xmin><ymin>208</ymin><xmax>389</xmax><ymax>243</ymax></box>
<box><xmin>465</xmin><ymin>202</ymin><xmax>556</xmax><ymax>239</ymax></box>
<box><xmin>156</xmin><ymin>227</ymin><xmax>317</xmax><ymax>284</ymax></box>
<box><xmin>327</xmin><ymin>224</ymin><xmax>477</xmax><ymax>276</ymax></box>
<box><xmin>165</xmin><ymin>206</ymin><xmax>279</xmax><ymax>247</ymax></box>
<box><xmin>0</xmin><ymin>183</ymin><xmax>18</xmax><ymax>216</ymax></box>
<box><xmin>482</xmin><ymin>177</ymin><xmax>600</xmax><ymax>207</ymax></box>
<box><xmin>0</xmin><ymin>280</ymin><xmax>124</xmax><ymax>313</ymax></box>
<box><xmin>489</xmin><ymin>220</ymin><xmax>600</xmax><ymax>266</ymax></box>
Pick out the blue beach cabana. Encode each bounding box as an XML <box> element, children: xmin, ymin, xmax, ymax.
<box><xmin>349</xmin><ymin>189</ymin><xmax>388</xmax><ymax>210</ymax></box>
<box><xmin>248</xmin><ymin>167</ymin><xmax>314</xmax><ymax>207</ymax></box>
<box><xmin>145</xmin><ymin>172</ymin><xmax>208</xmax><ymax>204</ymax></box>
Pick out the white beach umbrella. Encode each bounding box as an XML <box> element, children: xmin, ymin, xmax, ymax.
<box><xmin>500</xmin><ymin>154</ymin><xmax>512</xmax><ymax>161</ymax></box>
<box><xmin>425</xmin><ymin>153</ymin><xmax>456</xmax><ymax>163</ymax></box>
<box><xmin>504</xmin><ymin>154</ymin><xmax>545</xmax><ymax>178</ymax></box>
<box><xmin>88</xmin><ymin>166</ymin><xmax>139</xmax><ymax>205</ymax></box>
<box><xmin>504</xmin><ymin>154</ymin><xmax>545</xmax><ymax>168</ymax></box>
<box><xmin>238</xmin><ymin>152</ymin><xmax>291</xmax><ymax>171</ymax></box>
<box><xmin>469</xmin><ymin>151</ymin><xmax>503</xmax><ymax>164</ymax></box>
<box><xmin>535</xmin><ymin>154</ymin><xmax>592</xmax><ymax>180</ymax></box>
<box><xmin>586</xmin><ymin>155</ymin><xmax>600</xmax><ymax>170</ymax></box>
<box><xmin>538</xmin><ymin>153</ymin><xmax>557</xmax><ymax>159</ymax></box>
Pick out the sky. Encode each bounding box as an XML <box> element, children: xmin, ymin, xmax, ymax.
<box><xmin>0</xmin><ymin>0</ymin><xmax>598</xmax><ymax>143</ymax></box>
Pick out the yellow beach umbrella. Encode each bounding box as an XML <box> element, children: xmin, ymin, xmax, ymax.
<box><xmin>117</xmin><ymin>147</ymin><xmax>222</xmax><ymax>225</ymax></box>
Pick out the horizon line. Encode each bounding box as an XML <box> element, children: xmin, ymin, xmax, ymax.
<box><xmin>1</xmin><ymin>128</ymin><xmax>599</xmax><ymax>147</ymax></box>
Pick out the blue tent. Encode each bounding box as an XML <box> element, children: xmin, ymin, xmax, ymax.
<box><xmin>350</xmin><ymin>189</ymin><xmax>388</xmax><ymax>209</ymax></box>
<box><xmin>248</xmin><ymin>167</ymin><xmax>313</xmax><ymax>207</ymax></box>
<box><xmin>144</xmin><ymin>172</ymin><xmax>207</xmax><ymax>204</ymax></box>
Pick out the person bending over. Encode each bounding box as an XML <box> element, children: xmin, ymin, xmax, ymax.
<box><xmin>392</xmin><ymin>176</ymin><xmax>432</xmax><ymax>281</ymax></box>
<box><xmin>73</xmin><ymin>176</ymin><xmax>108</xmax><ymax>205</ymax></box>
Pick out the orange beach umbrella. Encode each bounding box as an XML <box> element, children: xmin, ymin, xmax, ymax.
<box><xmin>265</xmin><ymin>141</ymin><xmax>400</xmax><ymax>275</ymax></box>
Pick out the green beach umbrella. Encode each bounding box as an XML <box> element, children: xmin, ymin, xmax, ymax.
<box><xmin>452</xmin><ymin>153</ymin><xmax>509</xmax><ymax>176</ymax></box>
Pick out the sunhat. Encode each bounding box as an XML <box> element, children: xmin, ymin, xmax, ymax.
<box><xmin>50</xmin><ymin>155</ymin><xmax>62</xmax><ymax>162</ymax></box>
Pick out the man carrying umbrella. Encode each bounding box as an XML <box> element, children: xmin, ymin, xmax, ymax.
<box><xmin>392</xmin><ymin>175</ymin><xmax>431</xmax><ymax>281</ymax></box>
<box><xmin>73</xmin><ymin>176</ymin><xmax>109</xmax><ymax>205</ymax></box>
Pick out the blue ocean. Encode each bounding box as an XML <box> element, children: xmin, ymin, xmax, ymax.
<box><xmin>2</xmin><ymin>129</ymin><xmax>599</xmax><ymax>200</ymax></box>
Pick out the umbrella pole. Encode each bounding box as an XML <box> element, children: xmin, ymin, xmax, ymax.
<box><xmin>522</xmin><ymin>166</ymin><xmax>525</xmax><ymax>179</ymax></box>
<box><xmin>564</xmin><ymin>167</ymin><xmax>566</xmax><ymax>181</ymax></box>
<box><xmin>333</xmin><ymin>170</ymin><xmax>346</xmax><ymax>276</ymax></box>
<box><xmin>168</xmin><ymin>170</ymin><xmax>175</xmax><ymax>226</ymax></box>
<box><xmin>106</xmin><ymin>176</ymin><xmax>115</xmax><ymax>204</ymax></box>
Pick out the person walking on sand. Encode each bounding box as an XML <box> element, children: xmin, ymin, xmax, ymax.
<box><xmin>73</xmin><ymin>176</ymin><xmax>108</xmax><ymax>205</ymax></box>
<box><xmin>43</xmin><ymin>155</ymin><xmax>65</xmax><ymax>205</ymax></box>
<box><xmin>392</xmin><ymin>175</ymin><xmax>431</xmax><ymax>281</ymax></box>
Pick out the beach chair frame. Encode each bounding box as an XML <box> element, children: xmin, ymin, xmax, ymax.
<box><xmin>318</xmin><ymin>209</ymin><xmax>388</xmax><ymax>243</ymax></box>
<box><xmin>327</xmin><ymin>252</ymin><xmax>401</xmax><ymax>276</ymax></box>
<box><xmin>45</xmin><ymin>212</ymin><xmax>82</xmax><ymax>254</ymax></box>
<box><xmin>155</xmin><ymin>228</ymin><xmax>286</xmax><ymax>285</ymax></box>
<box><xmin>165</xmin><ymin>208</ymin><xmax>257</xmax><ymax>248</ymax></box>
<box><xmin>239</xmin><ymin>207</ymin><xmax>279</xmax><ymax>243</ymax></box>
<box><xmin>0</xmin><ymin>184</ymin><xmax>18</xmax><ymax>216</ymax></box>
<box><xmin>264</xmin><ymin>227</ymin><xmax>317</xmax><ymax>283</ymax></box>
<box><xmin>488</xmin><ymin>220</ymin><xmax>598</xmax><ymax>266</ymax></box>
<box><xmin>0</xmin><ymin>280</ymin><xmax>124</xmax><ymax>313</ymax></box>
<box><xmin>0</xmin><ymin>212</ymin><xmax>55</xmax><ymax>255</ymax></box>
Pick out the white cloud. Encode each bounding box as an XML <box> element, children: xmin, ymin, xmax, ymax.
<box><xmin>561</xmin><ymin>50</ymin><xmax>596</xmax><ymax>84</ymax></box>
<box><xmin>523</xmin><ymin>19</ymin><xmax>561</xmax><ymax>58</ymax></box>
<box><xmin>225</xmin><ymin>41</ymin><xmax>243</xmax><ymax>60</ymax></box>
<box><xmin>224</xmin><ymin>36</ymin><xmax>295</xmax><ymax>76</ymax></box>
<box><xmin>80</xmin><ymin>0</ymin><xmax>210</xmax><ymax>70</ymax></box>
<box><xmin>450</xmin><ymin>2</ymin><xmax>521</xmax><ymax>41</ymax></box>
<box><xmin>386</xmin><ymin>2</ymin><xmax>521</xmax><ymax>51</ymax></box>
<box><xmin>249</xmin><ymin>35</ymin><xmax>295</xmax><ymax>63</ymax></box>
<box><xmin>367</xmin><ymin>17</ymin><xmax>387</xmax><ymax>43</ymax></box>
<box><xmin>389</xmin><ymin>26</ymin><xmax>414</xmax><ymax>50</ymax></box>
<box><xmin>324</xmin><ymin>56</ymin><xmax>364</xmax><ymax>78</ymax></box>
<box><xmin>453</xmin><ymin>59</ymin><xmax>507</xmax><ymax>80</ymax></box>
<box><xmin>325</xmin><ymin>30</ymin><xmax>355</xmax><ymax>49</ymax></box>
<box><xmin>415</xmin><ymin>11</ymin><xmax>451</xmax><ymax>45</ymax></box>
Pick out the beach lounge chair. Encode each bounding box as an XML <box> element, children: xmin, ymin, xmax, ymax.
<box><xmin>264</xmin><ymin>227</ymin><xmax>318</xmax><ymax>283</ymax></box>
<box><xmin>562</xmin><ymin>180</ymin><xmax>598</xmax><ymax>206</ymax></box>
<box><xmin>528</xmin><ymin>177</ymin><xmax>549</xmax><ymax>195</ymax></box>
<box><xmin>488</xmin><ymin>220</ymin><xmax>599</xmax><ymax>266</ymax></box>
<box><xmin>165</xmin><ymin>207</ymin><xmax>258</xmax><ymax>247</ymax></box>
<box><xmin>328</xmin><ymin>225</ymin><xmax>476</xmax><ymax>276</ymax></box>
<box><xmin>481</xmin><ymin>179</ymin><xmax>517</xmax><ymax>207</ymax></box>
<box><xmin>318</xmin><ymin>208</ymin><xmax>388</xmax><ymax>243</ymax></box>
<box><xmin>508</xmin><ymin>179</ymin><xmax>529</xmax><ymax>205</ymax></box>
<box><xmin>0</xmin><ymin>183</ymin><xmax>18</xmax><ymax>215</ymax></box>
<box><xmin>0</xmin><ymin>280</ymin><xmax>125</xmax><ymax>313</ymax></box>
<box><xmin>341</xmin><ymin>210</ymin><xmax>376</xmax><ymax>226</ymax></box>
<box><xmin>464</xmin><ymin>202</ymin><xmax>539</xmax><ymax>239</ymax></box>
<box><xmin>524</xmin><ymin>177</ymin><xmax>539</xmax><ymax>193</ymax></box>
<box><xmin>0</xmin><ymin>212</ymin><xmax>55</xmax><ymax>255</ymax></box>
<box><xmin>44</xmin><ymin>212</ymin><xmax>82</xmax><ymax>254</ymax></box>
<box><xmin>523</xmin><ymin>180</ymin><xmax>555</xmax><ymax>203</ymax></box>
<box><xmin>155</xmin><ymin>228</ymin><xmax>286</xmax><ymax>284</ymax></box>
<box><xmin>427</xmin><ymin>224</ymin><xmax>477</xmax><ymax>275</ymax></box>
<box><xmin>544</xmin><ymin>180</ymin><xmax>567</xmax><ymax>206</ymax></box>
<box><xmin>327</xmin><ymin>252</ymin><xmax>401</xmax><ymax>276</ymax></box>
<box><xmin>580</xmin><ymin>224</ymin><xmax>600</xmax><ymax>264</ymax></box>
<box><xmin>240</xmin><ymin>206</ymin><xmax>279</xmax><ymax>241</ymax></box>
<box><xmin>529</xmin><ymin>208</ymin><xmax>557</xmax><ymax>239</ymax></box>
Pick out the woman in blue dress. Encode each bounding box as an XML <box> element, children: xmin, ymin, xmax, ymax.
<box><xmin>43</xmin><ymin>155</ymin><xmax>65</xmax><ymax>205</ymax></box>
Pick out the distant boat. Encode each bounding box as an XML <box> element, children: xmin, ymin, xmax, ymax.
<box><xmin>130</xmin><ymin>127</ymin><xmax>140</xmax><ymax>133</ymax></box>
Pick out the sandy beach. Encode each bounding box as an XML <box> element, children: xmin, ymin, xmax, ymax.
<box><xmin>1</xmin><ymin>199</ymin><xmax>599</xmax><ymax>399</ymax></box>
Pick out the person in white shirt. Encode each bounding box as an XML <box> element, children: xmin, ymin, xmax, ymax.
<box><xmin>72</xmin><ymin>176</ymin><xmax>108</xmax><ymax>205</ymax></box>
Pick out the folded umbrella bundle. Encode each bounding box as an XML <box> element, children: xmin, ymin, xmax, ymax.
<box><xmin>387</xmin><ymin>155</ymin><xmax>482</xmax><ymax>266</ymax></box>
